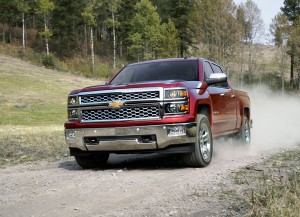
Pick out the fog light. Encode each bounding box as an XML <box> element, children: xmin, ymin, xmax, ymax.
<box><xmin>66</xmin><ymin>130</ymin><xmax>76</xmax><ymax>141</ymax></box>
<box><xmin>68</xmin><ymin>109</ymin><xmax>79</xmax><ymax>119</ymax></box>
<box><xmin>167</xmin><ymin>126</ymin><xmax>186</xmax><ymax>137</ymax></box>
<box><xmin>166</xmin><ymin>104</ymin><xmax>180</xmax><ymax>113</ymax></box>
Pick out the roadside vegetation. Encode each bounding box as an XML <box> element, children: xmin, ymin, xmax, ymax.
<box><xmin>0</xmin><ymin>55</ymin><xmax>97</xmax><ymax>166</ymax></box>
<box><xmin>219</xmin><ymin>147</ymin><xmax>300</xmax><ymax>216</ymax></box>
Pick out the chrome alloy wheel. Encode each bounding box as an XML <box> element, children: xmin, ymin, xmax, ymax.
<box><xmin>244</xmin><ymin>120</ymin><xmax>250</xmax><ymax>144</ymax></box>
<box><xmin>198</xmin><ymin>122</ymin><xmax>212</xmax><ymax>162</ymax></box>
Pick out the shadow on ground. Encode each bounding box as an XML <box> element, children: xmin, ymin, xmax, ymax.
<box><xmin>59</xmin><ymin>153</ymin><xmax>185</xmax><ymax>171</ymax></box>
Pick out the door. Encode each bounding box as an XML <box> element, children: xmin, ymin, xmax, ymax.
<box><xmin>204</xmin><ymin>62</ymin><xmax>237</xmax><ymax>134</ymax></box>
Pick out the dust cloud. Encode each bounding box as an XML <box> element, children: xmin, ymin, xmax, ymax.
<box><xmin>214</xmin><ymin>85</ymin><xmax>300</xmax><ymax>161</ymax></box>
<box><xmin>249</xmin><ymin>86</ymin><xmax>300</xmax><ymax>150</ymax></box>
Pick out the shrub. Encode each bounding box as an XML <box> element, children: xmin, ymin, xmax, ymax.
<box><xmin>41</xmin><ymin>53</ymin><xmax>57</xmax><ymax>69</ymax></box>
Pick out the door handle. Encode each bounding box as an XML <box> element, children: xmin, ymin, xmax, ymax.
<box><xmin>220</xmin><ymin>93</ymin><xmax>225</xmax><ymax>97</ymax></box>
<box><xmin>231</xmin><ymin>95</ymin><xmax>235</xmax><ymax>98</ymax></box>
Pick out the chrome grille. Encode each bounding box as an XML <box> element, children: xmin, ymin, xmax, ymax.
<box><xmin>80</xmin><ymin>91</ymin><xmax>159</xmax><ymax>104</ymax></box>
<box><xmin>81</xmin><ymin>106</ymin><xmax>159</xmax><ymax>122</ymax></box>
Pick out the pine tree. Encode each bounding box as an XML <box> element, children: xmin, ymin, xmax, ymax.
<box><xmin>281</xmin><ymin>0</ymin><xmax>300</xmax><ymax>88</ymax></box>
<box><xmin>35</xmin><ymin>0</ymin><xmax>55</xmax><ymax>55</ymax></box>
<box><xmin>51</xmin><ymin>0</ymin><xmax>85</xmax><ymax>58</ymax></box>
<box><xmin>129</xmin><ymin>0</ymin><xmax>162</xmax><ymax>61</ymax></box>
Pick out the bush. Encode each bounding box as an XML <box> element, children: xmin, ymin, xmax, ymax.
<box><xmin>41</xmin><ymin>53</ymin><xmax>57</xmax><ymax>69</ymax></box>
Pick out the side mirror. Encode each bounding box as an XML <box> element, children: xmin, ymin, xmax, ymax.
<box><xmin>206</xmin><ymin>73</ymin><xmax>227</xmax><ymax>85</ymax></box>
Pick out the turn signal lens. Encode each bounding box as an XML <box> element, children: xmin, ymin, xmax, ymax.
<box><xmin>180</xmin><ymin>104</ymin><xmax>189</xmax><ymax>112</ymax></box>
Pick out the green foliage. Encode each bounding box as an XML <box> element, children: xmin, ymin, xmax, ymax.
<box><xmin>282</xmin><ymin>0</ymin><xmax>300</xmax><ymax>22</ymax></box>
<box><xmin>158</xmin><ymin>19</ymin><xmax>179</xmax><ymax>58</ymax></box>
<box><xmin>152</xmin><ymin>0</ymin><xmax>194</xmax><ymax>57</ymax></box>
<box><xmin>193</xmin><ymin>0</ymin><xmax>240</xmax><ymax>64</ymax></box>
<box><xmin>41</xmin><ymin>53</ymin><xmax>57</xmax><ymax>69</ymax></box>
<box><xmin>129</xmin><ymin>0</ymin><xmax>162</xmax><ymax>60</ymax></box>
<box><xmin>51</xmin><ymin>0</ymin><xmax>85</xmax><ymax>58</ymax></box>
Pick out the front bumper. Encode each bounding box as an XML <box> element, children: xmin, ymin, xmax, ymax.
<box><xmin>65</xmin><ymin>123</ymin><xmax>197</xmax><ymax>152</ymax></box>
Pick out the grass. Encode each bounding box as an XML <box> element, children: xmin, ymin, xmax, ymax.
<box><xmin>0</xmin><ymin>128</ymin><xmax>67</xmax><ymax>166</ymax></box>
<box><xmin>218</xmin><ymin>148</ymin><xmax>300</xmax><ymax>216</ymax></box>
<box><xmin>0</xmin><ymin>54</ymin><xmax>98</xmax><ymax>166</ymax></box>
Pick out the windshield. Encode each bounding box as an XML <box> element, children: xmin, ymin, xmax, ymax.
<box><xmin>110</xmin><ymin>60</ymin><xmax>198</xmax><ymax>84</ymax></box>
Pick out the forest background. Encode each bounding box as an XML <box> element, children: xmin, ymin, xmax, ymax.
<box><xmin>0</xmin><ymin>0</ymin><xmax>300</xmax><ymax>93</ymax></box>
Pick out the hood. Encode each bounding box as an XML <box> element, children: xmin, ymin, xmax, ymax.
<box><xmin>70</xmin><ymin>80</ymin><xmax>202</xmax><ymax>95</ymax></box>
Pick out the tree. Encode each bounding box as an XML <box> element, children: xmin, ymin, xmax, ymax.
<box><xmin>193</xmin><ymin>0</ymin><xmax>240</xmax><ymax>67</ymax></box>
<box><xmin>16</xmin><ymin>0</ymin><xmax>31</xmax><ymax>57</ymax></box>
<box><xmin>105</xmin><ymin>0</ymin><xmax>121</xmax><ymax>69</ymax></box>
<box><xmin>0</xmin><ymin>0</ymin><xmax>19</xmax><ymax>43</ymax></box>
<box><xmin>152</xmin><ymin>0</ymin><xmax>194</xmax><ymax>57</ymax></box>
<box><xmin>51</xmin><ymin>0</ymin><xmax>85</xmax><ymax>58</ymax></box>
<box><xmin>281</xmin><ymin>0</ymin><xmax>300</xmax><ymax>22</ymax></box>
<box><xmin>239</xmin><ymin>0</ymin><xmax>265</xmax><ymax>85</ymax></box>
<box><xmin>270</xmin><ymin>13</ymin><xmax>290</xmax><ymax>94</ymax></box>
<box><xmin>281</xmin><ymin>0</ymin><xmax>300</xmax><ymax>88</ymax></box>
<box><xmin>158</xmin><ymin>19</ymin><xmax>178</xmax><ymax>58</ymax></box>
<box><xmin>117</xmin><ymin>0</ymin><xmax>138</xmax><ymax>59</ymax></box>
<box><xmin>82</xmin><ymin>0</ymin><xmax>103</xmax><ymax>72</ymax></box>
<box><xmin>35</xmin><ymin>0</ymin><xmax>55</xmax><ymax>55</ymax></box>
<box><xmin>129</xmin><ymin>0</ymin><xmax>161</xmax><ymax>61</ymax></box>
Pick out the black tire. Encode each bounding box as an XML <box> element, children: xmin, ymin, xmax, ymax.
<box><xmin>182</xmin><ymin>114</ymin><xmax>213</xmax><ymax>167</ymax></box>
<box><xmin>75</xmin><ymin>153</ymin><xmax>109</xmax><ymax>169</ymax></box>
<box><xmin>235</xmin><ymin>116</ymin><xmax>251</xmax><ymax>145</ymax></box>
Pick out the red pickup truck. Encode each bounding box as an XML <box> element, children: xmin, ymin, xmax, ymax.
<box><xmin>65</xmin><ymin>58</ymin><xmax>251</xmax><ymax>168</ymax></box>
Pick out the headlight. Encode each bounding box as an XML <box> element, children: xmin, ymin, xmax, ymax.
<box><xmin>165</xmin><ymin>89</ymin><xmax>187</xmax><ymax>99</ymax></box>
<box><xmin>165</xmin><ymin>103</ymin><xmax>189</xmax><ymax>114</ymax></box>
<box><xmin>68</xmin><ymin>109</ymin><xmax>79</xmax><ymax>119</ymax></box>
<box><xmin>68</xmin><ymin>95</ymin><xmax>78</xmax><ymax>106</ymax></box>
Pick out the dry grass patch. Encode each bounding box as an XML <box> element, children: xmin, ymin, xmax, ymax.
<box><xmin>0</xmin><ymin>126</ymin><xmax>68</xmax><ymax>166</ymax></box>
<box><xmin>219</xmin><ymin>147</ymin><xmax>300</xmax><ymax>216</ymax></box>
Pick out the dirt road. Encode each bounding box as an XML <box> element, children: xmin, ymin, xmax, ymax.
<box><xmin>1</xmin><ymin>88</ymin><xmax>300</xmax><ymax>217</ymax></box>
<box><xmin>0</xmin><ymin>144</ymin><xmax>272</xmax><ymax>217</ymax></box>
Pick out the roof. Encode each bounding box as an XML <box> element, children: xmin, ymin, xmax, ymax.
<box><xmin>127</xmin><ymin>57</ymin><xmax>205</xmax><ymax>66</ymax></box>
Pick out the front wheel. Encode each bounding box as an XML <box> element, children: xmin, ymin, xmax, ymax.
<box><xmin>182</xmin><ymin>114</ymin><xmax>213</xmax><ymax>167</ymax></box>
<box><xmin>75</xmin><ymin>153</ymin><xmax>109</xmax><ymax>169</ymax></box>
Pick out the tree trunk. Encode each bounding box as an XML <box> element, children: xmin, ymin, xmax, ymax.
<box><xmin>44</xmin><ymin>16</ymin><xmax>49</xmax><ymax>55</ymax></box>
<box><xmin>22</xmin><ymin>11</ymin><xmax>26</xmax><ymax>58</ymax></box>
<box><xmin>2</xmin><ymin>25</ymin><xmax>5</xmax><ymax>44</ymax></box>
<box><xmin>119</xmin><ymin>37</ymin><xmax>123</xmax><ymax>59</ymax></box>
<box><xmin>290</xmin><ymin>54</ymin><xmax>294</xmax><ymax>88</ymax></box>
<box><xmin>112</xmin><ymin>11</ymin><xmax>116</xmax><ymax>69</ymax></box>
<box><xmin>83</xmin><ymin>24</ymin><xmax>88</xmax><ymax>57</ymax></box>
<box><xmin>90</xmin><ymin>27</ymin><xmax>95</xmax><ymax>73</ymax></box>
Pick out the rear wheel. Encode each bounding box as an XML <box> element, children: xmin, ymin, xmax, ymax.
<box><xmin>75</xmin><ymin>153</ymin><xmax>109</xmax><ymax>169</ymax></box>
<box><xmin>235</xmin><ymin>116</ymin><xmax>251</xmax><ymax>145</ymax></box>
<box><xmin>182</xmin><ymin>114</ymin><xmax>213</xmax><ymax>167</ymax></box>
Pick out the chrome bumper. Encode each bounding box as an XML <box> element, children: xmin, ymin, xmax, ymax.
<box><xmin>65</xmin><ymin>123</ymin><xmax>197</xmax><ymax>152</ymax></box>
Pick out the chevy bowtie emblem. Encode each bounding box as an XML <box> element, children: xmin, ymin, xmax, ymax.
<box><xmin>109</xmin><ymin>101</ymin><xmax>124</xmax><ymax>108</ymax></box>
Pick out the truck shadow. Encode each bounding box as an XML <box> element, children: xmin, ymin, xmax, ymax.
<box><xmin>59</xmin><ymin>153</ymin><xmax>186</xmax><ymax>171</ymax></box>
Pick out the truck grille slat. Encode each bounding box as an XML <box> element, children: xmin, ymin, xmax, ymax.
<box><xmin>80</xmin><ymin>91</ymin><xmax>159</xmax><ymax>104</ymax></box>
<box><xmin>82</xmin><ymin>106</ymin><xmax>159</xmax><ymax>122</ymax></box>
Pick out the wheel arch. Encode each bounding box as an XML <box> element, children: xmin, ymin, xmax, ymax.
<box><xmin>197</xmin><ymin>104</ymin><xmax>212</xmax><ymax>125</ymax></box>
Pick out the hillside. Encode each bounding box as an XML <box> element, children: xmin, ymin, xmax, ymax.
<box><xmin>0</xmin><ymin>55</ymin><xmax>99</xmax><ymax>165</ymax></box>
<box><xmin>0</xmin><ymin>55</ymin><xmax>98</xmax><ymax>127</ymax></box>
